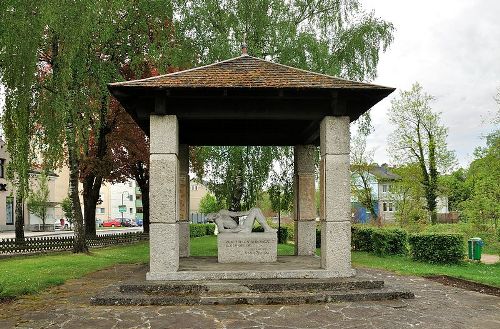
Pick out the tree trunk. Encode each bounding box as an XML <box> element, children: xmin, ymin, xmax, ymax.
<box><xmin>83</xmin><ymin>175</ymin><xmax>102</xmax><ymax>238</ymax></box>
<box><xmin>15</xmin><ymin>191</ymin><xmax>25</xmax><ymax>242</ymax></box>
<box><xmin>66</xmin><ymin>121</ymin><xmax>88</xmax><ymax>253</ymax></box>
<box><xmin>427</xmin><ymin>133</ymin><xmax>438</xmax><ymax>224</ymax></box>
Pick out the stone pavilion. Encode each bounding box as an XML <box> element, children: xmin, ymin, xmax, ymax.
<box><xmin>108</xmin><ymin>53</ymin><xmax>394</xmax><ymax>281</ymax></box>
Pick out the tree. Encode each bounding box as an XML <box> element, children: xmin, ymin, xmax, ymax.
<box><xmin>391</xmin><ymin>163</ymin><xmax>428</xmax><ymax>226</ymax></box>
<box><xmin>61</xmin><ymin>196</ymin><xmax>74</xmax><ymax>226</ymax></box>
<box><xmin>27</xmin><ymin>172</ymin><xmax>51</xmax><ymax>230</ymax></box>
<box><xmin>439</xmin><ymin>168</ymin><xmax>470</xmax><ymax>211</ymax></box>
<box><xmin>388</xmin><ymin>83</ymin><xmax>456</xmax><ymax>224</ymax></box>
<box><xmin>268</xmin><ymin>147</ymin><xmax>294</xmax><ymax>227</ymax></box>
<box><xmin>199</xmin><ymin>194</ymin><xmax>225</xmax><ymax>215</ymax></box>
<box><xmin>350</xmin><ymin>134</ymin><xmax>378</xmax><ymax>222</ymax></box>
<box><xmin>186</xmin><ymin>0</ymin><xmax>394</xmax><ymax>211</ymax></box>
<box><xmin>0</xmin><ymin>1</ymin><xmax>177</xmax><ymax>248</ymax></box>
<box><xmin>460</xmin><ymin>130</ymin><xmax>500</xmax><ymax>228</ymax></box>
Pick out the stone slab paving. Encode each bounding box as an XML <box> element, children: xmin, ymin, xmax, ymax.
<box><xmin>0</xmin><ymin>264</ymin><xmax>498</xmax><ymax>329</ymax></box>
<box><xmin>482</xmin><ymin>254</ymin><xmax>500</xmax><ymax>265</ymax></box>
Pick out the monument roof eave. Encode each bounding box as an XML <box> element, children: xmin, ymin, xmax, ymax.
<box><xmin>107</xmin><ymin>55</ymin><xmax>395</xmax><ymax>146</ymax></box>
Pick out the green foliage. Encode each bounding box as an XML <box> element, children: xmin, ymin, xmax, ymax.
<box><xmin>198</xmin><ymin>194</ymin><xmax>224</xmax><ymax>215</ymax></box>
<box><xmin>391</xmin><ymin>164</ymin><xmax>428</xmax><ymax>225</ymax></box>
<box><xmin>61</xmin><ymin>196</ymin><xmax>74</xmax><ymax>225</ymax></box>
<box><xmin>190</xmin><ymin>224</ymin><xmax>208</xmax><ymax>238</ymax></box>
<box><xmin>371</xmin><ymin>228</ymin><xmax>408</xmax><ymax>256</ymax></box>
<box><xmin>388</xmin><ymin>83</ymin><xmax>456</xmax><ymax>224</ymax></box>
<box><xmin>277</xmin><ymin>226</ymin><xmax>290</xmax><ymax>244</ymax></box>
<box><xmin>350</xmin><ymin>134</ymin><xmax>377</xmax><ymax>221</ymax></box>
<box><xmin>316</xmin><ymin>228</ymin><xmax>321</xmax><ymax>248</ymax></box>
<box><xmin>26</xmin><ymin>172</ymin><xmax>51</xmax><ymax>228</ymax></box>
<box><xmin>189</xmin><ymin>223</ymin><xmax>216</xmax><ymax>237</ymax></box>
<box><xmin>422</xmin><ymin>223</ymin><xmax>500</xmax><ymax>255</ymax></box>
<box><xmin>268</xmin><ymin>147</ymin><xmax>294</xmax><ymax>215</ymax></box>
<box><xmin>459</xmin><ymin>130</ymin><xmax>499</xmax><ymax>228</ymax></box>
<box><xmin>439</xmin><ymin>168</ymin><xmax>470</xmax><ymax>211</ymax></box>
<box><xmin>409</xmin><ymin>234</ymin><xmax>464</xmax><ymax>264</ymax></box>
<box><xmin>205</xmin><ymin>223</ymin><xmax>216</xmax><ymax>236</ymax></box>
<box><xmin>351</xmin><ymin>225</ymin><xmax>376</xmax><ymax>252</ymax></box>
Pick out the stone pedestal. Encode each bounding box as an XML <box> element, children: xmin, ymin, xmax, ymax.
<box><xmin>217</xmin><ymin>232</ymin><xmax>277</xmax><ymax>263</ymax></box>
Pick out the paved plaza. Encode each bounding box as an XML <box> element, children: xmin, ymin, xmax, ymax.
<box><xmin>0</xmin><ymin>264</ymin><xmax>498</xmax><ymax>329</ymax></box>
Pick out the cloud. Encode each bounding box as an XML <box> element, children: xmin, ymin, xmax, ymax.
<box><xmin>362</xmin><ymin>0</ymin><xmax>500</xmax><ymax>167</ymax></box>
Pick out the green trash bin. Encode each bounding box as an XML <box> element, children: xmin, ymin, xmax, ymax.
<box><xmin>468</xmin><ymin>237</ymin><xmax>484</xmax><ymax>261</ymax></box>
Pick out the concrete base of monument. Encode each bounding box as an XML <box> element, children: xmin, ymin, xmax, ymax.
<box><xmin>145</xmin><ymin>256</ymin><xmax>355</xmax><ymax>281</ymax></box>
<box><xmin>91</xmin><ymin>262</ymin><xmax>414</xmax><ymax>306</ymax></box>
<box><xmin>217</xmin><ymin>232</ymin><xmax>277</xmax><ymax>263</ymax></box>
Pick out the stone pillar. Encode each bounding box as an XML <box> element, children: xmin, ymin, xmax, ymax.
<box><xmin>319</xmin><ymin>116</ymin><xmax>355</xmax><ymax>277</ymax></box>
<box><xmin>147</xmin><ymin>115</ymin><xmax>180</xmax><ymax>280</ymax></box>
<box><xmin>293</xmin><ymin>145</ymin><xmax>317</xmax><ymax>256</ymax></box>
<box><xmin>178</xmin><ymin>144</ymin><xmax>190</xmax><ymax>257</ymax></box>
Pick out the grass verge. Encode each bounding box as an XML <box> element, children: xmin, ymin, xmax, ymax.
<box><xmin>352</xmin><ymin>251</ymin><xmax>500</xmax><ymax>287</ymax></box>
<box><xmin>0</xmin><ymin>242</ymin><xmax>149</xmax><ymax>299</ymax></box>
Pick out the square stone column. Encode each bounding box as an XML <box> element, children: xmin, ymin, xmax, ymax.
<box><xmin>178</xmin><ymin>144</ymin><xmax>190</xmax><ymax>257</ymax></box>
<box><xmin>147</xmin><ymin>115</ymin><xmax>180</xmax><ymax>280</ymax></box>
<box><xmin>319</xmin><ymin>116</ymin><xmax>355</xmax><ymax>277</ymax></box>
<box><xmin>293</xmin><ymin>145</ymin><xmax>317</xmax><ymax>256</ymax></box>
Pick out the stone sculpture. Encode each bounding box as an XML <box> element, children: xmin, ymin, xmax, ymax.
<box><xmin>207</xmin><ymin>207</ymin><xmax>277</xmax><ymax>233</ymax></box>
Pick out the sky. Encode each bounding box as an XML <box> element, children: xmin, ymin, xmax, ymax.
<box><xmin>361</xmin><ymin>0</ymin><xmax>500</xmax><ymax>167</ymax></box>
<box><xmin>1</xmin><ymin>1</ymin><xmax>499</xmax><ymax>168</ymax></box>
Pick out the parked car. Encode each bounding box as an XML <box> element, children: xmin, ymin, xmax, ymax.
<box><xmin>119</xmin><ymin>218</ymin><xmax>136</xmax><ymax>227</ymax></box>
<box><xmin>102</xmin><ymin>219</ymin><xmax>121</xmax><ymax>227</ymax></box>
<box><xmin>96</xmin><ymin>219</ymin><xmax>103</xmax><ymax>227</ymax></box>
<box><xmin>135</xmin><ymin>219</ymin><xmax>143</xmax><ymax>227</ymax></box>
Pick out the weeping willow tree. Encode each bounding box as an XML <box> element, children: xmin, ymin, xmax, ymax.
<box><xmin>183</xmin><ymin>0</ymin><xmax>394</xmax><ymax>210</ymax></box>
<box><xmin>1</xmin><ymin>1</ymin><xmax>180</xmax><ymax>247</ymax></box>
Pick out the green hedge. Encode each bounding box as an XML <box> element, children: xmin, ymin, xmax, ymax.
<box><xmin>371</xmin><ymin>228</ymin><xmax>408</xmax><ymax>256</ymax></box>
<box><xmin>277</xmin><ymin>227</ymin><xmax>290</xmax><ymax>244</ymax></box>
<box><xmin>409</xmin><ymin>233</ymin><xmax>464</xmax><ymax>264</ymax></box>
<box><xmin>190</xmin><ymin>223</ymin><xmax>216</xmax><ymax>238</ymax></box>
<box><xmin>351</xmin><ymin>226</ymin><xmax>376</xmax><ymax>252</ymax></box>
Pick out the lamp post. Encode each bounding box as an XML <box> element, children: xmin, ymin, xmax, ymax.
<box><xmin>121</xmin><ymin>191</ymin><xmax>130</xmax><ymax>220</ymax></box>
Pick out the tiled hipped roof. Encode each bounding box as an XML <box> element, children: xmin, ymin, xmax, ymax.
<box><xmin>110</xmin><ymin>55</ymin><xmax>392</xmax><ymax>90</ymax></box>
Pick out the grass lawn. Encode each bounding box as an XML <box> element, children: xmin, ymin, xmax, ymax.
<box><xmin>1</xmin><ymin>236</ymin><xmax>498</xmax><ymax>299</ymax></box>
<box><xmin>352</xmin><ymin>251</ymin><xmax>500</xmax><ymax>287</ymax></box>
<box><xmin>0</xmin><ymin>242</ymin><xmax>149</xmax><ymax>299</ymax></box>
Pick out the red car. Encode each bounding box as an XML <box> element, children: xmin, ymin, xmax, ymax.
<box><xmin>102</xmin><ymin>219</ymin><xmax>121</xmax><ymax>227</ymax></box>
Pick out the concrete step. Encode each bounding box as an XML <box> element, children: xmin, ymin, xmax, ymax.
<box><xmin>91</xmin><ymin>288</ymin><xmax>414</xmax><ymax>306</ymax></box>
<box><xmin>119</xmin><ymin>278</ymin><xmax>385</xmax><ymax>295</ymax></box>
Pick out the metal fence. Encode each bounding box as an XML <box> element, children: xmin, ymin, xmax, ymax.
<box><xmin>190</xmin><ymin>213</ymin><xmax>208</xmax><ymax>224</ymax></box>
<box><xmin>0</xmin><ymin>232</ymin><xmax>148</xmax><ymax>256</ymax></box>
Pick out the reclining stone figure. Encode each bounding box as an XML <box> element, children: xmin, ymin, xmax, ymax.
<box><xmin>207</xmin><ymin>207</ymin><xmax>277</xmax><ymax>233</ymax></box>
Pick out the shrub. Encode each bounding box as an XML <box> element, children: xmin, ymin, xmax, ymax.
<box><xmin>205</xmin><ymin>223</ymin><xmax>216</xmax><ymax>236</ymax></box>
<box><xmin>190</xmin><ymin>224</ymin><xmax>207</xmax><ymax>238</ymax></box>
<box><xmin>409</xmin><ymin>233</ymin><xmax>464</xmax><ymax>264</ymax></box>
<box><xmin>316</xmin><ymin>228</ymin><xmax>321</xmax><ymax>248</ymax></box>
<box><xmin>371</xmin><ymin>228</ymin><xmax>408</xmax><ymax>256</ymax></box>
<box><xmin>351</xmin><ymin>226</ymin><xmax>376</xmax><ymax>252</ymax></box>
<box><xmin>277</xmin><ymin>226</ymin><xmax>290</xmax><ymax>244</ymax></box>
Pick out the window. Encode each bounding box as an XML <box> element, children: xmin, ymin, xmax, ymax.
<box><xmin>6</xmin><ymin>197</ymin><xmax>13</xmax><ymax>225</ymax></box>
<box><xmin>388</xmin><ymin>203</ymin><xmax>393</xmax><ymax>212</ymax></box>
<box><xmin>382</xmin><ymin>185</ymin><xmax>388</xmax><ymax>193</ymax></box>
<box><xmin>129</xmin><ymin>182</ymin><xmax>133</xmax><ymax>187</ymax></box>
<box><xmin>136</xmin><ymin>207</ymin><xmax>143</xmax><ymax>213</ymax></box>
<box><xmin>128</xmin><ymin>195</ymin><xmax>133</xmax><ymax>201</ymax></box>
<box><xmin>191</xmin><ymin>184</ymin><xmax>198</xmax><ymax>191</ymax></box>
<box><xmin>99</xmin><ymin>208</ymin><xmax>105</xmax><ymax>214</ymax></box>
<box><xmin>383</xmin><ymin>202</ymin><xmax>387</xmax><ymax>212</ymax></box>
<box><xmin>129</xmin><ymin>208</ymin><xmax>133</xmax><ymax>214</ymax></box>
<box><xmin>0</xmin><ymin>159</ymin><xmax>4</xmax><ymax>178</ymax></box>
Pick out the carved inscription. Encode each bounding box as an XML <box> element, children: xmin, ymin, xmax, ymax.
<box><xmin>217</xmin><ymin>233</ymin><xmax>277</xmax><ymax>263</ymax></box>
